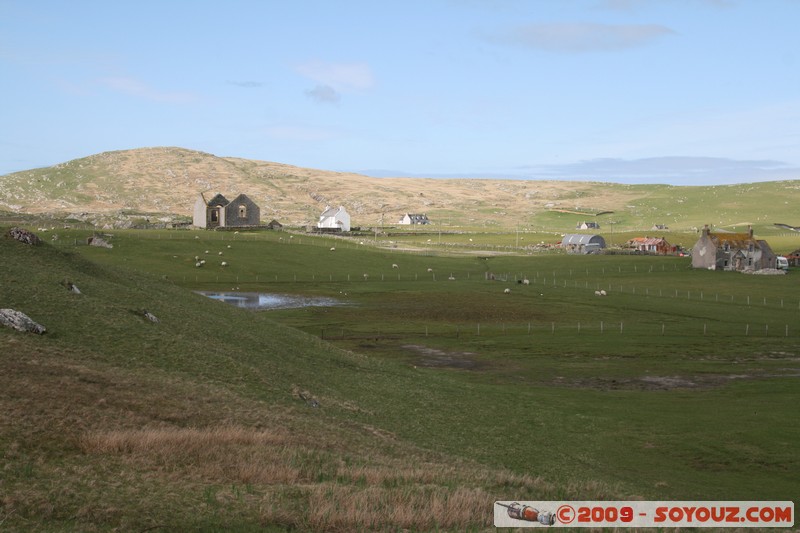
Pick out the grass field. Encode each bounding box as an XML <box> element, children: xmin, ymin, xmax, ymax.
<box><xmin>2</xmin><ymin>226</ymin><xmax>799</xmax><ymax>531</ymax></box>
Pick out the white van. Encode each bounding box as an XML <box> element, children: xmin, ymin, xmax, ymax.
<box><xmin>776</xmin><ymin>256</ymin><xmax>789</xmax><ymax>271</ymax></box>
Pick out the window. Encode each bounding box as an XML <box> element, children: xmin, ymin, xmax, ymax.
<box><xmin>210</xmin><ymin>209</ymin><xmax>218</xmax><ymax>222</ymax></box>
<box><xmin>239</xmin><ymin>205</ymin><xmax>247</xmax><ymax>218</ymax></box>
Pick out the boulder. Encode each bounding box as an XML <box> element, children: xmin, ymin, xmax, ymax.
<box><xmin>6</xmin><ymin>227</ymin><xmax>42</xmax><ymax>245</ymax></box>
<box><xmin>0</xmin><ymin>309</ymin><xmax>46</xmax><ymax>334</ymax></box>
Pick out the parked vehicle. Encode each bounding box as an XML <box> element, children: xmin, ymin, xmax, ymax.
<box><xmin>777</xmin><ymin>256</ymin><xmax>789</xmax><ymax>271</ymax></box>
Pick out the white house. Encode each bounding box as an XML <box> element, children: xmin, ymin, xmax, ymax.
<box><xmin>318</xmin><ymin>206</ymin><xmax>350</xmax><ymax>232</ymax></box>
<box><xmin>399</xmin><ymin>213</ymin><xmax>430</xmax><ymax>225</ymax></box>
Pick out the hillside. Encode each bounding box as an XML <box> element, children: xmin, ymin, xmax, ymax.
<box><xmin>4</xmin><ymin>230</ymin><xmax>623</xmax><ymax>531</ymax></box>
<box><xmin>3</xmin><ymin>146</ymin><xmax>800</xmax><ymax>231</ymax></box>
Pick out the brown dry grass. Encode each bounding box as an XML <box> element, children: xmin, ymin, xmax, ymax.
<box><xmin>2</xmin><ymin>146</ymin><xmax>640</xmax><ymax>226</ymax></box>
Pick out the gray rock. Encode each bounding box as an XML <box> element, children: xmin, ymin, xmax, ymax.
<box><xmin>0</xmin><ymin>309</ymin><xmax>46</xmax><ymax>334</ymax></box>
<box><xmin>7</xmin><ymin>227</ymin><xmax>41</xmax><ymax>246</ymax></box>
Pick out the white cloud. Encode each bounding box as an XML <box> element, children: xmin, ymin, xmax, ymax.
<box><xmin>294</xmin><ymin>61</ymin><xmax>375</xmax><ymax>91</ymax></box>
<box><xmin>99</xmin><ymin>77</ymin><xmax>199</xmax><ymax>103</ymax></box>
<box><xmin>484</xmin><ymin>22</ymin><xmax>675</xmax><ymax>52</ymax></box>
<box><xmin>305</xmin><ymin>84</ymin><xmax>341</xmax><ymax>104</ymax></box>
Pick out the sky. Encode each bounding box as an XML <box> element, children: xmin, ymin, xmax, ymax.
<box><xmin>1</xmin><ymin>0</ymin><xmax>799</xmax><ymax>184</ymax></box>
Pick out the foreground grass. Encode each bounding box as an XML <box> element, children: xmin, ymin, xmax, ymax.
<box><xmin>3</xmin><ymin>227</ymin><xmax>799</xmax><ymax>530</ymax></box>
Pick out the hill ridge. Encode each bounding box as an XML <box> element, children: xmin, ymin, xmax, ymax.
<box><xmin>2</xmin><ymin>146</ymin><xmax>800</xmax><ymax>231</ymax></box>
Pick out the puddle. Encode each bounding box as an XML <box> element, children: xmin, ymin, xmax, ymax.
<box><xmin>197</xmin><ymin>291</ymin><xmax>344</xmax><ymax>310</ymax></box>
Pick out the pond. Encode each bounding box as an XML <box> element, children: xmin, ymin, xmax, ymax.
<box><xmin>196</xmin><ymin>291</ymin><xmax>345</xmax><ymax>310</ymax></box>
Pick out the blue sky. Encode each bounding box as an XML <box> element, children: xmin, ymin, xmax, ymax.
<box><xmin>1</xmin><ymin>0</ymin><xmax>799</xmax><ymax>184</ymax></box>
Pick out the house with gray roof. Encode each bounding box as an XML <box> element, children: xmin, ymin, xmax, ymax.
<box><xmin>193</xmin><ymin>192</ymin><xmax>260</xmax><ymax>228</ymax></box>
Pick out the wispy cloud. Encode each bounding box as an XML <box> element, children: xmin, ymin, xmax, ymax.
<box><xmin>294</xmin><ymin>60</ymin><xmax>375</xmax><ymax>91</ymax></box>
<box><xmin>99</xmin><ymin>77</ymin><xmax>199</xmax><ymax>103</ymax></box>
<box><xmin>305</xmin><ymin>84</ymin><xmax>341</xmax><ymax>104</ymax></box>
<box><xmin>227</xmin><ymin>80</ymin><xmax>263</xmax><ymax>88</ymax></box>
<box><xmin>525</xmin><ymin>156</ymin><xmax>800</xmax><ymax>184</ymax></box>
<box><xmin>484</xmin><ymin>22</ymin><xmax>675</xmax><ymax>52</ymax></box>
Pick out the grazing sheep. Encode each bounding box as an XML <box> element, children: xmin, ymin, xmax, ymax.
<box><xmin>392</xmin><ymin>263</ymin><xmax>399</xmax><ymax>269</ymax></box>
<box><xmin>600</xmin><ymin>290</ymin><xmax>607</xmax><ymax>296</ymax></box>
<box><xmin>221</xmin><ymin>261</ymin><xmax>228</xmax><ymax>267</ymax></box>
<box><xmin>195</xmin><ymin>262</ymin><xmax>202</xmax><ymax>267</ymax></box>
<box><xmin>363</xmin><ymin>273</ymin><xmax>369</xmax><ymax>280</ymax></box>
<box><xmin>204</xmin><ymin>250</ymin><xmax>209</xmax><ymax>254</ymax></box>
<box><xmin>227</xmin><ymin>245</ymin><xmax>231</xmax><ymax>249</ymax></box>
<box><xmin>595</xmin><ymin>290</ymin><xmax>602</xmax><ymax>296</ymax></box>
<box><xmin>330</xmin><ymin>247</ymin><xmax>336</xmax><ymax>251</ymax></box>
<box><xmin>194</xmin><ymin>256</ymin><xmax>199</xmax><ymax>261</ymax></box>
<box><xmin>504</xmin><ymin>288</ymin><xmax>511</xmax><ymax>294</ymax></box>
<box><xmin>522</xmin><ymin>279</ymin><xmax>530</xmax><ymax>285</ymax></box>
<box><xmin>427</xmin><ymin>268</ymin><xmax>433</xmax><ymax>273</ymax></box>
<box><xmin>448</xmin><ymin>274</ymin><xmax>456</xmax><ymax>281</ymax></box>
<box><xmin>218</xmin><ymin>251</ymin><xmax>223</xmax><ymax>255</ymax></box>
<box><xmin>200</xmin><ymin>260</ymin><xmax>205</xmax><ymax>264</ymax></box>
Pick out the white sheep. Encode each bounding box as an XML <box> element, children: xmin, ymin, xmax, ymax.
<box><xmin>330</xmin><ymin>247</ymin><xmax>336</xmax><ymax>251</ymax></box>
<box><xmin>448</xmin><ymin>275</ymin><xmax>456</xmax><ymax>281</ymax></box>
<box><xmin>363</xmin><ymin>273</ymin><xmax>369</xmax><ymax>280</ymax></box>
<box><xmin>522</xmin><ymin>278</ymin><xmax>530</xmax><ymax>285</ymax></box>
<box><xmin>595</xmin><ymin>290</ymin><xmax>602</xmax><ymax>296</ymax></box>
<box><xmin>218</xmin><ymin>251</ymin><xmax>223</xmax><ymax>255</ymax></box>
<box><xmin>195</xmin><ymin>262</ymin><xmax>202</xmax><ymax>268</ymax></box>
<box><xmin>200</xmin><ymin>260</ymin><xmax>206</xmax><ymax>264</ymax></box>
<box><xmin>392</xmin><ymin>263</ymin><xmax>399</xmax><ymax>269</ymax></box>
<box><xmin>427</xmin><ymin>268</ymin><xmax>433</xmax><ymax>273</ymax></box>
<box><xmin>227</xmin><ymin>245</ymin><xmax>231</xmax><ymax>249</ymax></box>
<box><xmin>504</xmin><ymin>288</ymin><xmax>511</xmax><ymax>294</ymax></box>
<box><xmin>221</xmin><ymin>261</ymin><xmax>228</xmax><ymax>267</ymax></box>
<box><xmin>204</xmin><ymin>250</ymin><xmax>209</xmax><ymax>254</ymax></box>
<box><xmin>600</xmin><ymin>290</ymin><xmax>607</xmax><ymax>296</ymax></box>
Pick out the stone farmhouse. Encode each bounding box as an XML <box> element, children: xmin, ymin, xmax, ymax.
<box><xmin>317</xmin><ymin>206</ymin><xmax>350</xmax><ymax>232</ymax></box>
<box><xmin>193</xmin><ymin>192</ymin><xmax>260</xmax><ymax>229</ymax></box>
<box><xmin>561</xmin><ymin>234</ymin><xmax>606</xmax><ymax>254</ymax></box>
<box><xmin>399</xmin><ymin>213</ymin><xmax>430</xmax><ymax>225</ymax></box>
<box><xmin>691</xmin><ymin>225</ymin><xmax>776</xmax><ymax>271</ymax></box>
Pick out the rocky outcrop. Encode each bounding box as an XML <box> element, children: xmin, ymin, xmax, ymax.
<box><xmin>6</xmin><ymin>227</ymin><xmax>41</xmax><ymax>245</ymax></box>
<box><xmin>0</xmin><ymin>309</ymin><xmax>46</xmax><ymax>334</ymax></box>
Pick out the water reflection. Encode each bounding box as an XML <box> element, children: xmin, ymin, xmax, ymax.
<box><xmin>197</xmin><ymin>291</ymin><xmax>343</xmax><ymax>310</ymax></box>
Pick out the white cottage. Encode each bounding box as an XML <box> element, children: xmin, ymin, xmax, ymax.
<box><xmin>317</xmin><ymin>206</ymin><xmax>350</xmax><ymax>232</ymax></box>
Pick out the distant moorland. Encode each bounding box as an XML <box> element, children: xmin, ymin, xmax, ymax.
<box><xmin>2</xmin><ymin>146</ymin><xmax>800</xmax><ymax>233</ymax></box>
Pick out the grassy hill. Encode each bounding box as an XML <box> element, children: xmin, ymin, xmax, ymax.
<box><xmin>2</xmin><ymin>146</ymin><xmax>800</xmax><ymax>233</ymax></box>
<box><xmin>1</xmin><ymin>229</ymin><xmax>625</xmax><ymax>532</ymax></box>
<box><xmin>3</xmin><ymin>225</ymin><xmax>799</xmax><ymax>530</ymax></box>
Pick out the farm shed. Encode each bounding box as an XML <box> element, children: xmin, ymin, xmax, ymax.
<box><xmin>691</xmin><ymin>225</ymin><xmax>776</xmax><ymax>271</ymax></box>
<box><xmin>193</xmin><ymin>192</ymin><xmax>260</xmax><ymax>229</ymax></box>
<box><xmin>561</xmin><ymin>234</ymin><xmax>606</xmax><ymax>254</ymax></box>
<box><xmin>399</xmin><ymin>213</ymin><xmax>430</xmax><ymax>225</ymax></box>
<box><xmin>317</xmin><ymin>206</ymin><xmax>351</xmax><ymax>232</ymax></box>
<box><xmin>626</xmin><ymin>236</ymin><xmax>672</xmax><ymax>255</ymax></box>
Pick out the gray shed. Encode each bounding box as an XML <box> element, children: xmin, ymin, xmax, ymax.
<box><xmin>561</xmin><ymin>234</ymin><xmax>606</xmax><ymax>254</ymax></box>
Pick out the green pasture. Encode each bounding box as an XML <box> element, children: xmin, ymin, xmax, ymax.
<box><xmin>64</xmin><ymin>229</ymin><xmax>800</xmax><ymax>488</ymax></box>
<box><xmin>3</xmin><ymin>226</ymin><xmax>799</xmax><ymax>530</ymax></box>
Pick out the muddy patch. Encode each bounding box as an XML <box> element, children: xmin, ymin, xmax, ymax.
<box><xmin>559</xmin><ymin>371</ymin><xmax>800</xmax><ymax>391</ymax></box>
<box><xmin>402</xmin><ymin>344</ymin><xmax>484</xmax><ymax>370</ymax></box>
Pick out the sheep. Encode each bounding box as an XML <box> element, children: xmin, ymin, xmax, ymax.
<box><xmin>221</xmin><ymin>261</ymin><xmax>228</xmax><ymax>267</ymax></box>
<box><xmin>227</xmin><ymin>245</ymin><xmax>231</xmax><ymax>249</ymax></box>
<box><xmin>200</xmin><ymin>260</ymin><xmax>205</xmax><ymax>264</ymax></box>
<box><xmin>363</xmin><ymin>273</ymin><xmax>369</xmax><ymax>280</ymax></box>
<box><xmin>600</xmin><ymin>290</ymin><xmax>607</xmax><ymax>296</ymax></box>
<box><xmin>218</xmin><ymin>251</ymin><xmax>223</xmax><ymax>255</ymax></box>
<box><xmin>427</xmin><ymin>268</ymin><xmax>433</xmax><ymax>273</ymax></box>
<box><xmin>195</xmin><ymin>262</ymin><xmax>203</xmax><ymax>268</ymax></box>
<box><xmin>504</xmin><ymin>288</ymin><xmax>511</xmax><ymax>294</ymax></box>
<box><xmin>392</xmin><ymin>263</ymin><xmax>399</xmax><ymax>269</ymax></box>
<box><xmin>448</xmin><ymin>274</ymin><xmax>456</xmax><ymax>281</ymax></box>
<box><xmin>205</xmin><ymin>250</ymin><xmax>209</xmax><ymax>254</ymax></box>
<box><xmin>330</xmin><ymin>247</ymin><xmax>336</xmax><ymax>251</ymax></box>
<box><xmin>595</xmin><ymin>290</ymin><xmax>601</xmax><ymax>296</ymax></box>
<box><xmin>522</xmin><ymin>278</ymin><xmax>530</xmax><ymax>285</ymax></box>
